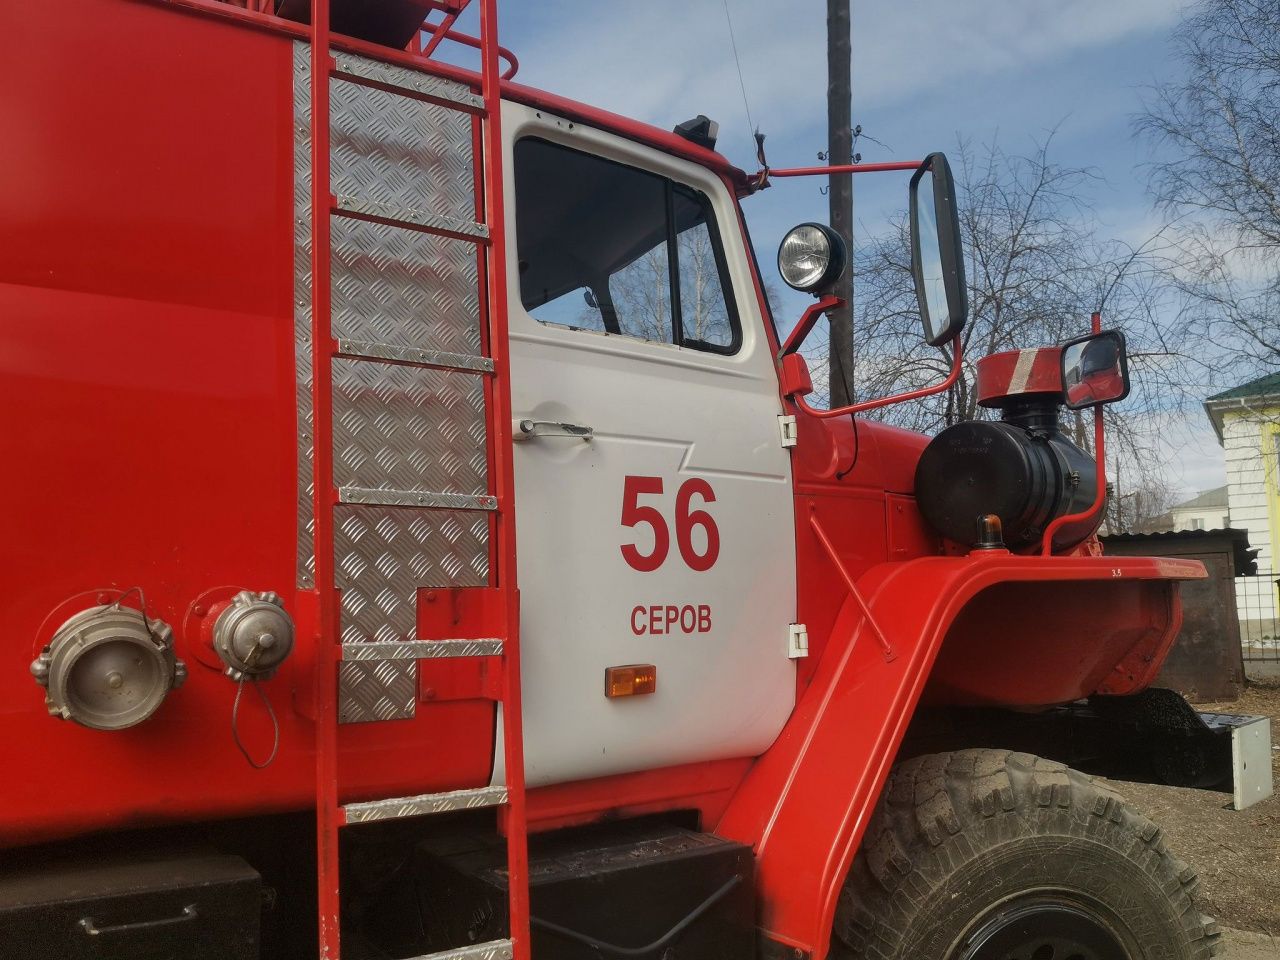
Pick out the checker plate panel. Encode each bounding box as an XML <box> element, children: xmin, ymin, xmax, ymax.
<box><xmin>331</xmin><ymin>76</ymin><xmax>476</xmax><ymax>227</ymax></box>
<box><xmin>332</xmin><ymin>359</ymin><xmax>488</xmax><ymax>498</ymax></box>
<box><xmin>334</xmin><ymin>504</ymin><xmax>489</xmax><ymax>722</ymax></box>
<box><xmin>294</xmin><ymin>44</ymin><xmax>491</xmax><ymax>724</ymax></box>
<box><xmin>332</xmin><ymin>215</ymin><xmax>482</xmax><ymax>359</ymax></box>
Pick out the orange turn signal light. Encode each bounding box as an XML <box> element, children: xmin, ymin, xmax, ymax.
<box><xmin>605</xmin><ymin>664</ymin><xmax>657</xmax><ymax>699</ymax></box>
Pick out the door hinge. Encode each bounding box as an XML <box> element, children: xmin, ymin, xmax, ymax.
<box><xmin>788</xmin><ymin>623</ymin><xmax>809</xmax><ymax>659</ymax></box>
<box><xmin>778</xmin><ymin>415</ymin><xmax>798</xmax><ymax>448</ymax></box>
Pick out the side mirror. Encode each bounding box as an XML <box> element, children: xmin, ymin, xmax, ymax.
<box><xmin>1060</xmin><ymin>330</ymin><xmax>1130</xmax><ymax>409</ymax></box>
<box><xmin>910</xmin><ymin>152</ymin><xmax>967</xmax><ymax>346</ymax></box>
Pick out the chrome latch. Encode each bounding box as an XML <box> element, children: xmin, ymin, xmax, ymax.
<box><xmin>788</xmin><ymin>623</ymin><xmax>809</xmax><ymax>659</ymax></box>
<box><xmin>778</xmin><ymin>415</ymin><xmax>798</xmax><ymax>448</ymax></box>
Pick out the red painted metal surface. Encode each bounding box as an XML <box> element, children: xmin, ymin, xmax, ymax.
<box><xmin>975</xmin><ymin>346</ymin><xmax>1064</xmax><ymax>403</ymax></box>
<box><xmin>777</xmin><ymin>293</ymin><xmax>964</xmax><ymax>420</ymax></box>
<box><xmin>307</xmin><ymin>0</ymin><xmax>342</xmax><ymax>952</ymax></box>
<box><xmin>2</xmin><ymin>6</ymin><xmax>1208</xmax><ymax>960</ymax></box>
<box><xmin>476</xmin><ymin>0</ymin><xmax>532</xmax><ymax>951</ymax></box>
<box><xmin>793</xmin><ymin>335</ymin><xmax>966</xmax><ymax>418</ymax></box>
<box><xmin>923</xmin><ymin>575</ymin><xmax>1184</xmax><ymax>705</ymax></box>
<box><xmin>132</xmin><ymin>0</ymin><xmax>747</xmax><ymax>187</ymax></box>
<box><xmin>739</xmin><ymin>243</ymin><xmax>1201</xmax><ymax>954</ymax></box>
<box><xmin>780</xmin><ymin>294</ymin><xmax>842</xmax><ymax>356</ymax></box>
<box><xmin>768</xmin><ymin>160</ymin><xmax>923</xmax><ymax>178</ymax></box>
<box><xmin>520</xmin><ymin>758</ymin><xmax>753</xmax><ymax>835</ymax></box>
<box><xmin>715</xmin><ymin>553</ymin><xmax>1204</xmax><ymax>956</ymax></box>
<box><xmin>0</xmin><ymin>0</ymin><xmax>488</xmax><ymax>850</ymax></box>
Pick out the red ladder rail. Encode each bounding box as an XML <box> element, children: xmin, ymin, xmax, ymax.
<box><xmin>307</xmin><ymin>0</ymin><xmax>530</xmax><ymax>954</ymax></box>
<box><xmin>477</xmin><ymin>0</ymin><xmax>531</xmax><ymax>951</ymax></box>
<box><xmin>308</xmin><ymin>0</ymin><xmax>341</xmax><ymax>954</ymax></box>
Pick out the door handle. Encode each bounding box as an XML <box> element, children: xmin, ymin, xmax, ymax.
<box><xmin>80</xmin><ymin>904</ymin><xmax>199</xmax><ymax>937</ymax></box>
<box><xmin>514</xmin><ymin>419</ymin><xmax>593</xmax><ymax>442</ymax></box>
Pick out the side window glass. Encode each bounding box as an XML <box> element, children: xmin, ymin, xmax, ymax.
<box><xmin>607</xmin><ymin>240</ymin><xmax>674</xmax><ymax>343</ymax></box>
<box><xmin>513</xmin><ymin>137</ymin><xmax>739</xmax><ymax>354</ymax></box>
<box><xmin>673</xmin><ymin>189</ymin><xmax>733</xmax><ymax>350</ymax></box>
<box><xmin>528</xmin><ymin>286</ymin><xmax>606</xmax><ymax>332</ymax></box>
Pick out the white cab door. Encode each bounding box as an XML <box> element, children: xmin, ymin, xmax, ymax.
<box><xmin>498</xmin><ymin>104</ymin><xmax>797</xmax><ymax>787</ymax></box>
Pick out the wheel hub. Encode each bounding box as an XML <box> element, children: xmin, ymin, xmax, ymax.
<box><xmin>952</xmin><ymin>895</ymin><xmax>1132</xmax><ymax>960</ymax></box>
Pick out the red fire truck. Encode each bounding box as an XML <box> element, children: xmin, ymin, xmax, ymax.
<box><xmin>0</xmin><ymin>1</ymin><xmax>1232</xmax><ymax>959</ymax></box>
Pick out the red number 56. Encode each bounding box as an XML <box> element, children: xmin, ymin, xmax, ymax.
<box><xmin>620</xmin><ymin>476</ymin><xmax>720</xmax><ymax>573</ymax></box>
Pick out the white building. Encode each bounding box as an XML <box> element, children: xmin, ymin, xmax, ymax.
<box><xmin>1205</xmin><ymin>373</ymin><xmax>1280</xmax><ymax>659</ymax></box>
<box><xmin>1167</xmin><ymin>486</ymin><xmax>1229</xmax><ymax>532</ymax></box>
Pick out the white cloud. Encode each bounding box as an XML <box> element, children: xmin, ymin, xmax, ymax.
<box><xmin>1127</xmin><ymin>407</ymin><xmax>1227</xmax><ymax>497</ymax></box>
<box><xmin>507</xmin><ymin>0</ymin><xmax>1185</xmax><ymax>157</ymax></box>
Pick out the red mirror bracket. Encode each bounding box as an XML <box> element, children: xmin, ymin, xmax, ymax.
<box><xmin>793</xmin><ymin>340</ymin><xmax>965</xmax><ymax>420</ymax></box>
<box><xmin>780</xmin><ymin>353</ymin><xmax>813</xmax><ymax>398</ymax></box>
<box><xmin>780</xmin><ymin>294</ymin><xmax>842</xmax><ymax>357</ymax></box>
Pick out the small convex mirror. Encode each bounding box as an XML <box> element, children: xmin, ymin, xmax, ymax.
<box><xmin>910</xmin><ymin>152</ymin><xmax>967</xmax><ymax>346</ymax></box>
<box><xmin>1060</xmin><ymin>330</ymin><xmax>1131</xmax><ymax>409</ymax></box>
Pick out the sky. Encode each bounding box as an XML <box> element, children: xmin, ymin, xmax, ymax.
<box><xmin>455</xmin><ymin>0</ymin><xmax>1228</xmax><ymax>499</ymax></box>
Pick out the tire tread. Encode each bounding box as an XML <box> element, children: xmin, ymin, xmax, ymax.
<box><xmin>833</xmin><ymin>749</ymin><xmax>1223</xmax><ymax>960</ymax></box>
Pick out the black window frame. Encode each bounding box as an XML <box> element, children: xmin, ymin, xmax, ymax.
<box><xmin>514</xmin><ymin>137</ymin><xmax>743</xmax><ymax>357</ymax></box>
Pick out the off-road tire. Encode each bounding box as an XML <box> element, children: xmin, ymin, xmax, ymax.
<box><xmin>833</xmin><ymin>750</ymin><xmax>1222</xmax><ymax>960</ymax></box>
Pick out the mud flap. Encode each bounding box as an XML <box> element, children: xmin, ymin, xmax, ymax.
<box><xmin>1073</xmin><ymin>689</ymin><xmax>1273</xmax><ymax>809</ymax></box>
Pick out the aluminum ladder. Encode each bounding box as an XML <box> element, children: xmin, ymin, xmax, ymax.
<box><xmin>303</xmin><ymin>0</ymin><xmax>530</xmax><ymax>957</ymax></box>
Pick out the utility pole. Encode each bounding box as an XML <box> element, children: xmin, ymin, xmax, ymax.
<box><xmin>826</xmin><ymin>0</ymin><xmax>854</xmax><ymax>407</ymax></box>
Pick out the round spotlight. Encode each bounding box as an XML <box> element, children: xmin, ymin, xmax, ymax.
<box><xmin>31</xmin><ymin>605</ymin><xmax>186</xmax><ymax>731</ymax></box>
<box><xmin>777</xmin><ymin>222</ymin><xmax>847</xmax><ymax>293</ymax></box>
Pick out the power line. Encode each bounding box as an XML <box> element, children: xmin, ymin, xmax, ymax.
<box><xmin>720</xmin><ymin>0</ymin><xmax>758</xmax><ymax>152</ymax></box>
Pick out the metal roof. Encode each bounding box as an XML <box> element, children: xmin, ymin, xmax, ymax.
<box><xmin>1101</xmin><ymin>527</ymin><xmax>1258</xmax><ymax>575</ymax></box>
<box><xmin>1203</xmin><ymin>371</ymin><xmax>1280</xmax><ymax>442</ymax></box>
<box><xmin>1207</xmin><ymin>371</ymin><xmax>1280</xmax><ymax>402</ymax></box>
<box><xmin>1170</xmin><ymin>486</ymin><xmax>1229</xmax><ymax>511</ymax></box>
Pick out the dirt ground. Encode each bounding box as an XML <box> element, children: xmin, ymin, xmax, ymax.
<box><xmin>1101</xmin><ymin>680</ymin><xmax>1280</xmax><ymax>941</ymax></box>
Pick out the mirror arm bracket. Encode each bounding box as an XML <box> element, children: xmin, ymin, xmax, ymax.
<box><xmin>787</xmin><ymin>337</ymin><xmax>965</xmax><ymax>420</ymax></box>
<box><xmin>779</xmin><ymin>294</ymin><xmax>842</xmax><ymax>358</ymax></box>
<box><xmin>1041</xmin><ymin>311</ymin><xmax>1108</xmax><ymax>555</ymax></box>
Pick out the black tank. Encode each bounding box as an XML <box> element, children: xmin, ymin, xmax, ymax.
<box><xmin>914</xmin><ymin>400</ymin><xmax>1101</xmax><ymax>552</ymax></box>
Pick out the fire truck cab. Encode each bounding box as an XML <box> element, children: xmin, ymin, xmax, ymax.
<box><xmin>0</xmin><ymin>2</ymin><xmax>1232</xmax><ymax>959</ymax></box>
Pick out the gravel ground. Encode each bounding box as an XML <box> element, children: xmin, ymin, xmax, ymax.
<box><xmin>1102</xmin><ymin>681</ymin><xmax>1280</xmax><ymax>939</ymax></box>
<box><xmin>1221</xmin><ymin>927</ymin><xmax>1280</xmax><ymax>959</ymax></box>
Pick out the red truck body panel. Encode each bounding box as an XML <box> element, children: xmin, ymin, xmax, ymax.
<box><xmin>1</xmin><ymin>3</ymin><xmax>1205</xmax><ymax>957</ymax></box>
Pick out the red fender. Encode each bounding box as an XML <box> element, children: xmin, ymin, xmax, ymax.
<box><xmin>714</xmin><ymin>552</ymin><xmax>1205</xmax><ymax>957</ymax></box>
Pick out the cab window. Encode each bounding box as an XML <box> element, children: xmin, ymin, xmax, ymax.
<box><xmin>513</xmin><ymin>137</ymin><xmax>740</xmax><ymax>354</ymax></box>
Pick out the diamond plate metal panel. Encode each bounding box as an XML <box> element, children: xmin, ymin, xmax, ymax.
<box><xmin>335</xmin><ymin>196</ymin><xmax>487</xmax><ymax>239</ymax></box>
<box><xmin>334</xmin><ymin>503</ymin><xmax>489</xmax><ymax>722</ymax></box>
<box><xmin>335</xmin><ymin>504</ymin><xmax>489</xmax><ymax>635</ymax></box>
<box><xmin>331</xmin><ymin>77</ymin><xmax>476</xmax><ymax>226</ymax></box>
<box><xmin>332</xmin><ymin>214</ymin><xmax>482</xmax><ymax>359</ymax></box>
<box><xmin>340</xmin><ymin>487</ymin><xmax>497</xmax><ymax>510</ymax></box>
<box><xmin>337</xmin><ymin>340</ymin><xmax>492</xmax><ymax>373</ymax></box>
<box><xmin>405</xmin><ymin>941</ymin><xmax>514</xmax><ymax>960</ymax></box>
<box><xmin>295</xmin><ymin>43</ymin><xmax>493</xmax><ymax>724</ymax></box>
<box><xmin>294</xmin><ymin>42</ymin><xmax>316</xmax><ymax>588</ymax></box>
<box><xmin>338</xmin><ymin>660</ymin><xmax>417</xmax><ymax>724</ymax></box>
<box><xmin>332</xmin><ymin>359</ymin><xmax>488</xmax><ymax>497</ymax></box>
<box><xmin>343</xmin><ymin>785</ymin><xmax>508</xmax><ymax>823</ymax></box>
<box><xmin>342</xmin><ymin>639</ymin><xmax>504</xmax><ymax>661</ymax></box>
<box><xmin>332</xmin><ymin>51</ymin><xmax>483</xmax><ymax>110</ymax></box>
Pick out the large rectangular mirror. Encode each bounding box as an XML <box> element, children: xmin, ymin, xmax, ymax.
<box><xmin>909</xmin><ymin>152</ymin><xmax>967</xmax><ymax>347</ymax></box>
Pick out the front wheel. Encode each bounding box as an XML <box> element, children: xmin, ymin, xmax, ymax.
<box><xmin>833</xmin><ymin>750</ymin><xmax>1222</xmax><ymax>960</ymax></box>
